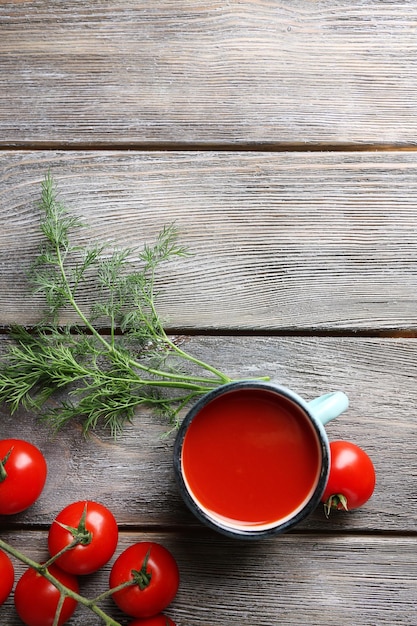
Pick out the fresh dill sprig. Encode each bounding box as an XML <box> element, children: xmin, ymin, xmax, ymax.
<box><xmin>0</xmin><ymin>173</ymin><xmax>267</xmax><ymax>436</ymax></box>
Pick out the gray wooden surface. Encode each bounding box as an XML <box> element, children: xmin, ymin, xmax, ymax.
<box><xmin>1</xmin><ymin>1</ymin><xmax>417</xmax><ymax>625</ymax></box>
<box><xmin>2</xmin><ymin>152</ymin><xmax>417</xmax><ymax>331</ymax></box>
<box><xmin>2</xmin><ymin>1</ymin><xmax>417</xmax><ymax>147</ymax></box>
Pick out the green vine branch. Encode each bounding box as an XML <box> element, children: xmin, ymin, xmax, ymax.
<box><xmin>0</xmin><ymin>537</ymin><xmax>127</xmax><ymax>626</ymax></box>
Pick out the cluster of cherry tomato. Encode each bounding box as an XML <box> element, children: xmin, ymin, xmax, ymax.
<box><xmin>0</xmin><ymin>438</ymin><xmax>179</xmax><ymax>626</ymax></box>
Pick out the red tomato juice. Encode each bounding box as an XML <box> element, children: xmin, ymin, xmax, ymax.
<box><xmin>181</xmin><ymin>389</ymin><xmax>321</xmax><ymax>528</ymax></box>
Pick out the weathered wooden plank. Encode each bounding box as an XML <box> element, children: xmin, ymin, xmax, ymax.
<box><xmin>1</xmin><ymin>335</ymin><xmax>416</xmax><ymax>533</ymax></box>
<box><xmin>2</xmin><ymin>1</ymin><xmax>417</xmax><ymax>146</ymax></box>
<box><xmin>1</xmin><ymin>151</ymin><xmax>417</xmax><ymax>331</ymax></box>
<box><xmin>1</xmin><ymin>530</ymin><xmax>416</xmax><ymax>625</ymax></box>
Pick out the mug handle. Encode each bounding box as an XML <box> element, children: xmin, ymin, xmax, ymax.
<box><xmin>308</xmin><ymin>391</ymin><xmax>349</xmax><ymax>425</ymax></box>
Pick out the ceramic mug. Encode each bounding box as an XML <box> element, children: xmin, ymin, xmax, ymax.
<box><xmin>173</xmin><ymin>380</ymin><xmax>348</xmax><ymax>539</ymax></box>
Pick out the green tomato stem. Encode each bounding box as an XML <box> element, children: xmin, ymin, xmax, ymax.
<box><xmin>52</xmin><ymin>593</ymin><xmax>66</xmax><ymax>626</ymax></box>
<box><xmin>324</xmin><ymin>494</ymin><xmax>349</xmax><ymax>518</ymax></box>
<box><xmin>92</xmin><ymin>547</ymin><xmax>154</xmax><ymax>605</ymax></box>
<box><xmin>0</xmin><ymin>447</ymin><xmax>14</xmax><ymax>483</ymax></box>
<box><xmin>0</xmin><ymin>538</ymin><xmax>123</xmax><ymax>626</ymax></box>
<box><xmin>0</xmin><ymin>460</ymin><xmax>7</xmax><ymax>482</ymax></box>
<box><xmin>42</xmin><ymin>536</ymin><xmax>80</xmax><ymax>569</ymax></box>
<box><xmin>92</xmin><ymin>578</ymin><xmax>137</xmax><ymax>605</ymax></box>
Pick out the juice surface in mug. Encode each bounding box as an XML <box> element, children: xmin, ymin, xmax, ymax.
<box><xmin>181</xmin><ymin>389</ymin><xmax>322</xmax><ymax>529</ymax></box>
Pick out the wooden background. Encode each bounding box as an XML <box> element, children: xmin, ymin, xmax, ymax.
<box><xmin>1</xmin><ymin>2</ymin><xmax>417</xmax><ymax>625</ymax></box>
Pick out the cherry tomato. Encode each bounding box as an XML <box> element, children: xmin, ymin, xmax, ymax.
<box><xmin>321</xmin><ymin>440</ymin><xmax>376</xmax><ymax>515</ymax></box>
<box><xmin>14</xmin><ymin>563</ymin><xmax>79</xmax><ymax>626</ymax></box>
<box><xmin>48</xmin><ymin>500</ymin><xmax>118</xmax><ymax>575</ymax></box>
<box><xmin>0</xmin><ymin>549</ymin><xmax>14</xmax><ymax>605</ymax></box>
<box><xmin>0</xmin><ymin>439</ymin><xmax>47</xmax><ymax>515</ymax></box>
<box><xmin>129</xmin><ymin>615</ymin><xmax>176</xmax><ymax>626</ymax></box>
<box><xmin>110</xmin><ymin>542</ymin><xmax>180</xmax><ymax>618</ymax></box>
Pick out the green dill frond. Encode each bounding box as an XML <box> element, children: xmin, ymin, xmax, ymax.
<box><xmin>139</xmin><ymin>223</ymin><xmax>190</xmax><ymax>269</ymax></box>
<box><xmin>39</xmin><ymin>172</ymin><xmax>84</xmax><ymax>249</ymax></box>
<box><xmin>0</xmin><ymin>174</ymin><xmax>260</xmax><ymax>435</ymax></box>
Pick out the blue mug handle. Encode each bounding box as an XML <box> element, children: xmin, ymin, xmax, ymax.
<box><xmin>308</xmin><ymin>391</ymin><xmax>349</xmax><ymax>425</ymax></box>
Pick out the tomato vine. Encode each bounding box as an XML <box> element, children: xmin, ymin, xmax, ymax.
<box><xmin>0</xmin><ymin>536</ymin><xmax>124</xmax><ymax>626</ymax></box>
<box><xmin>0</xmin><ymin>534</ymin><xmax>179</xmax><ymax>626</ymax></box>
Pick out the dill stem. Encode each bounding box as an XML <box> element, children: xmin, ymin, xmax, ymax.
<box><xmin>144</xmin><ymin>265</ymin><xmax>232</xmax><ymax>385</ymax></box>
<box><xmin>54</xmin><ymin>240</ymin><xmax>227</xmax><ymax>388</ymax></box>
<box><xmin>164</xmin><ymin>335</ymin><xmax>231</xmax><ymax>384</ymax></box>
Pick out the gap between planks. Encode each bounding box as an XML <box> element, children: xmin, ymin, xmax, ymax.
<box><xmin>0</xmin><ymin>327</ymin><xmax>416</xmax><ymax>339</ymax></box>
<box><xmin>4</xmin><ymin>524</ymin><xmax>417</xmax><ymax>539</ymax></box>
<box><xmin>1</xmin><ymin>142</ymin><xmax>417</xmax><ymax>153</ymax></box>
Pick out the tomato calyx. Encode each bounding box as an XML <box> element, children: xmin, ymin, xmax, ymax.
<box><xmin>131</xmin><ymin>549</ymin><xmax>152</xmax><ymax>591</ymax></box>
<box><xmin>0</xmin><ymin>446</ymin><xmax>14</xmax><ymax>482</ymax></box>
<box><xmin>324</xmin><ymin>493</ymin><xmax>348</xmax><ymax>518</ymax></box>
<box><xmin>106</xmin><ymin>548</ymin><xmax>154</xmax><ymax>601</ymax></box>
<box><xmin>55</xmin><ymin>503</ymin><xmax>93</xmax><ymax>547</ymax></box>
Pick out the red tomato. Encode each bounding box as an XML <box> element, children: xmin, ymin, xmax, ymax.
<box><xmin>48</xmin><ymin>500</ymin><xmax>118</xmax><ymax>575</ymax></box>
<box><xmin>321</xmin><ymin>440</ymin><xmax>376</xmax><ymax>515</ymax></box>
<box><xmin>14</xmin><ymin>563</ymin><xmax>79</xmax><ymax>626</ymax></box>
<box><xmin>129</xmin><ymin>615</ymin><xmax>176</xmax><ymax>626</ymax></box>
<box><xmin>0</xmin><ymin>439</ymin><xmax>47</xmax><ymax>515</ymax></box>
<box><xmin>0</xmin><ymin>549</ymin><xmax>14</xmax><ymax>605</ymax></box>
<box><xmin>110</xmin><ymin>542</ymin><xmax>180</xmax><ymax>618</ymax></box>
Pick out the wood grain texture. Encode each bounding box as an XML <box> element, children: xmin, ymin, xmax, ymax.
<box><xmin>1</xmin><ymin>3</ymin><xmax>417</xmax><ymax>624</ymax></box>
<box><xmin>2</xmin><ymin>1</ymin><xmax>417</xmax><ymax>146</ymax></box>
<box><xmin>1</xmin><ymin>530</ymin><xmax>416</xmax><ymax>625</ymax></box>
<box><xmin>1</xmin><ymin>150</ymin><xmax>417</xmax><ymax>331</ymax></box>
<box><xmin>1</xmin><ymin>335</ymin><xmax>416</xmax><ymax>533</ymax></box>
